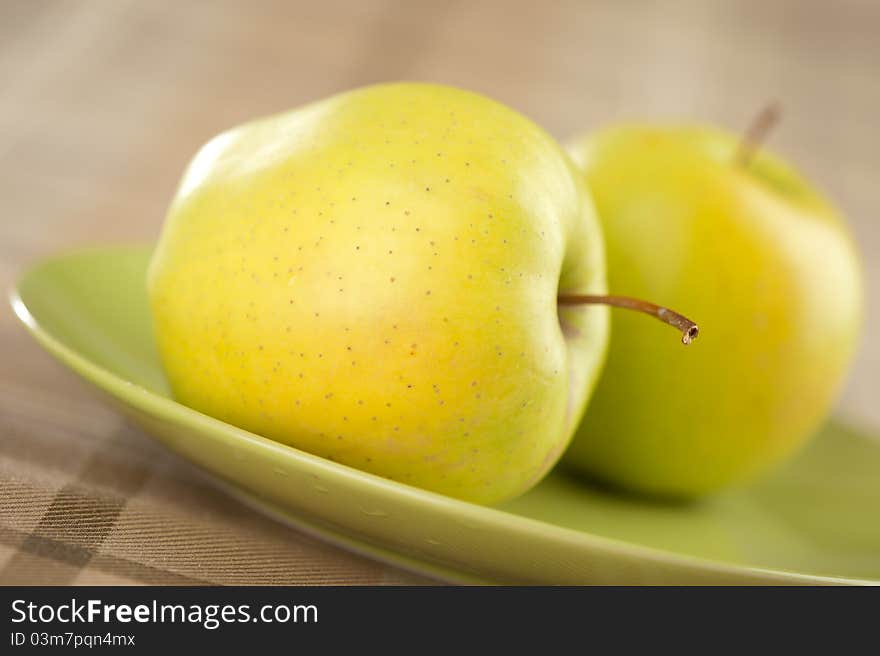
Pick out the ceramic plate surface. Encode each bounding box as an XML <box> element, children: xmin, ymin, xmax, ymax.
<box><xmin>11</xmin><ymin>246</ymin><xmax>880</xmax><ymax>584</ymax></box>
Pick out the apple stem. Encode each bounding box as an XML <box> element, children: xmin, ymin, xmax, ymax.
<box><xmin>736</xmin><ymin>102</ymin><xmax>782</xmax><ymax>167</ymax></box>
<box><xmin>557</xmin><ymin>294</ymin><xmax>699</xmax><ymax>345</ymax></box>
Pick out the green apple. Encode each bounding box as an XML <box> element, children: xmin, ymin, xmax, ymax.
<box><xmin>565</xmin><ymin>123</ymin><xmax>863</xmax><ymax>498</ymax></box>
<box><xmin>148</xmin><ymin>83</ymin><xmax>609</xmax><ymax>504</ymax></box>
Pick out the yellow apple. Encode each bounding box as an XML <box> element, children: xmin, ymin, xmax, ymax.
<box><xmin>565</xmin><ymin>124</ymin><xmax>863</xmax><ymax>498</ymax></box>
<box><xmin>148</xmin><ymin>83</ymin><xmax>609</xmax><ymax>504</ymax></box>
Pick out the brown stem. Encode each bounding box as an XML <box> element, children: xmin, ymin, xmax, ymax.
<box><xmin>735</xmin><ymin>102</ymin><xmax>782</xmax><ymax>167</ymax></box>
<box><xmin>558</xmin><ymin>294</ymin><xmax>699</xmax><ymax>345</ymax></box>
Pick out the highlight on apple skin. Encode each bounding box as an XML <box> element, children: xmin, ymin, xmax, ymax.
<box><xmin>564</xmin><ymin>124</ymin><xmax>863</xmax><ymax>499</ymax></box>
<box><xmin>147</xmin><ymin>83</ymin><xmax>610</xmax><ymax>505</ymax></box>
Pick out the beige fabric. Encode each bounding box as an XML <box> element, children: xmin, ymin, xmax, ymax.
<box><xmin>1</xmin><ymin>0</ymin><xmax>877</xmax><ymax>585</ymax></box>
<box><xmin>0</xmin><ymin>400</ymin><xmax>431</xmax><ymax>584</ymax></box>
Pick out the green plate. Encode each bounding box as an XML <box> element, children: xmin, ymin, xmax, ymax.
<box><xmin>11</xmin><ymin>246</ymin><xmax>880</xmax><ymax>584</ymax></box>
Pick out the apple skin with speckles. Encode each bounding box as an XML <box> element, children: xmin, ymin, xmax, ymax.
<box><xmin>147</xmin><ymin>83</ymin><xmax>609</xmax><ymax>504</ymax></box>
<box><xmin>564</xmin><ymin>125</ymin><xmax>863</xmax><ymax>498</ymax></box>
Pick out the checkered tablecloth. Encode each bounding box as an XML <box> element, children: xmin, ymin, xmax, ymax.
<box><xmin>0</xmin><ymin>392</ymin><xmax>431</xmax><ymax>585</ymax></box>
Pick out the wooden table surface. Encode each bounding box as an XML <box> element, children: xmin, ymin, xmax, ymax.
<box><xmin>1</xmin><ymin>0</ymin><xmax>878</xmax><ymax>584</ymax></box>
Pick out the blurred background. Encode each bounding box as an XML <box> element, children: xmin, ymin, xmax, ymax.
<box><xmin>2</xmin><ymin>0</ymin><xmax>877</xmax><ymax>425</ymax></box>
<box><xmin>0</xmin><ymin>0</ymin><xmax>877</xmax><ymax>584</ymax></box>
